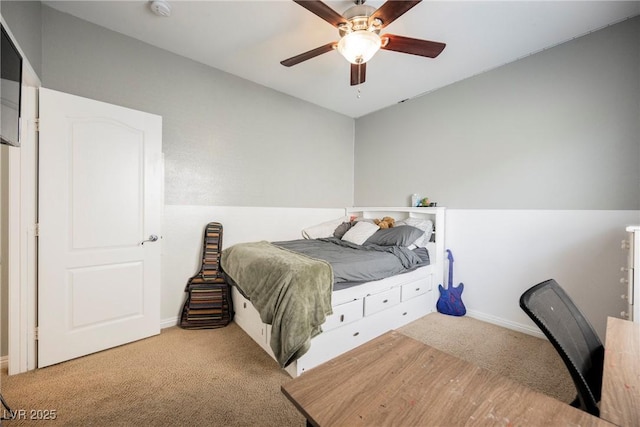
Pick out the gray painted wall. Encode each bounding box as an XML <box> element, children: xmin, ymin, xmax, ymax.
<box><xmin>1</xmin><ymin>1</ymin><xmax>42</xmax><ymax>78</ymax></box>
<box><xmin>355</xmin><ymin>16</ymin><xmax>640</xmax><ymax>210</ymax></box>
<box><xmin>41</xmin><ymin>6</ymin><xmax>355</xmax><ymax>208</ymax></box>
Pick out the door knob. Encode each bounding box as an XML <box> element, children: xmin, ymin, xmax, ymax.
<box><xmin>141</xmin><ymin>234</ymin><xmax>159</xmax><ymax>245</ymax></box>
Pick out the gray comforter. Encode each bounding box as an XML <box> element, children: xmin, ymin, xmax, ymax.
<box><xmin>274</xmin><ymin>237</ymin><xmax>427</xmax><ymax>284</ymax></box>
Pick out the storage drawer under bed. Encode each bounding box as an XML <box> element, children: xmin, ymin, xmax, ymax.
<box><xmin>364</xmin><ymin>287</ymin><xmax>401</xmax><ymax>316</ymax></box>
<box><xmin>292</xmin><ymin>292</ymin><xmax>432</xmax><ymax>376</ymax></box>
<box><xmin>323</xmin><ymin>299</ymin><xmax>364</xmax><ymax>331</ymax></box>
<box><xmin>231</xmin><ymin>288</ymin><xmax>271</xmax><ymax>354</ymax></box>
<box><xmin>401</xmin><ymin>276</ymin><xmax>432</xmax><ymax>301</ymax></box>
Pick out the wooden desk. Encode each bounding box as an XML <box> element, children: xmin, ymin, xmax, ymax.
<box><xmin>600</xmin><ymin>317</ymin><xmax>640</xmax><ymax>426</ymax></box>
<box><xmin>282</xmin><ymin>331</ymin><xmax>610</xmax><ymax>426</ymax></box>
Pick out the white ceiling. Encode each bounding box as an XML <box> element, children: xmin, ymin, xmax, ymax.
<box><xmin>43</xmin><ymin>0</ymin><xmax>640</xmax><ymax>118</ymax></box>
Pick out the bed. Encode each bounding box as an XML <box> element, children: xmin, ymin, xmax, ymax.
<box><xmin>221</xmin><ymin>207</ymin><xmax>445</xmax><ymax>377</ymax></box>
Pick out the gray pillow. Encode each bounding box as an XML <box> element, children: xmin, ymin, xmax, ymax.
<box><xmin>364</xmin><ymin>225</ymin><xmax>424</xmax><ymax>247</ymax></box>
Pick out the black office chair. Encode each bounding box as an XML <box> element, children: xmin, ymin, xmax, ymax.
<box><xmin>519</xmin><ymin>279</ymin><xmax>604</xmax><ymax>417</ymax></box>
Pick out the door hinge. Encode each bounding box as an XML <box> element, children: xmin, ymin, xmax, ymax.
<box><xmin>34</xmin><ymin>118</ymin><xmax>40</xmax><ymax>132</ymax></box>
<box><xmin>34</xmin><ymin>327</ymin><xmax>39</xmax><ymax>341</ymax></box>
<box><xmin>34</xmin><ymin>223</ymin><xmax>39</xmax><ymax>237</ymax></box>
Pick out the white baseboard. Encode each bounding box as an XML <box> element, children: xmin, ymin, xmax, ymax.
<box><xmin>163</xmin><ymin>311</ymin><xmax>545</xmax><ymax>340</ymax></box>
<box><xmin>161</xmin><ymin>317</ymin><xmax>179</xmax><ymax>329</ymax></box>
<box><xmin>465</xmin><ymin>309</ymin><xmax>546</xmax><ymax>340</ymax></box>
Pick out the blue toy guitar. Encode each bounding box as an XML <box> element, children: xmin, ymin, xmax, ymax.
<box><xmin>436</xmin><ymin>249</ymin><xmax>466</xmax><ymax>316</ymax></box>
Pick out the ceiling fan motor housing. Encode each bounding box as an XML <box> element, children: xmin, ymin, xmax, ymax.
<box><xmin>339</xmin><ymin>5</ymin><xmax>382</xmax><ymax>36</ymax></box>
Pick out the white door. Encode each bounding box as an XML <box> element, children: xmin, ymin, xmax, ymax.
<box><xmin>38</xmin><ymin>88</ymin><xmax>162</xmax><ymax>368</ymax></box>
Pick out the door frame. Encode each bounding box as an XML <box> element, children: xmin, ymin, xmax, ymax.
<box><xmin>3</xmin><ymin>15</ymin><xmax>41</xmax><ymax>374</ymax></box>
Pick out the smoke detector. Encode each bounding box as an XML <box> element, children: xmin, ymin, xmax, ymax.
<box><xmin>150</xmin><ymin>0</ymin><xmax>171</xmax><ymax>17</ymax></box>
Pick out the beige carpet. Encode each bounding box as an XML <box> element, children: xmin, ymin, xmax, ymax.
<box><xmin>398</xmin><ymin>313</ymin><xmax>575</xmax><ymax>403</ymax></box>
<box><xmin>0</xmin><ymin>313</ymin><xmax>575</xmax><ymax>426</ymax></box>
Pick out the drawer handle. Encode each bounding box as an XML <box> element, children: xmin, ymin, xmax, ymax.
<box><xmin>243</xmin><ymin>302</ymin><xmax>247</xmax><ymax>309</ymax></box>
<box><xmin>340</xmin><ymin>314</ymin><xmax>345</xmax><ymax>322</ymax></box>
<box><xmin>403</xmin><ymin>312</ymin><xmax>408</xmax><ymax>316</ymax></box>
<box><xmin>353</xmin><ymin>332</ymin><xmax>360</xmax><ymax>337</ymax></box>
<box><xmin>415</xmin><ymin>288</ymin><xmax>420</xmax><ymax>291</ymax></box>
<box><xmin>383</xmin><ymin>299</ymin><xmax>388</xmax><ymax>304</ymax></box>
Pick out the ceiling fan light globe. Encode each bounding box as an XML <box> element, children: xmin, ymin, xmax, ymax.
<box><xmin>337</xmin><ymin>30</ymin><xmax>381</xmax><ymax>64</ymax></box>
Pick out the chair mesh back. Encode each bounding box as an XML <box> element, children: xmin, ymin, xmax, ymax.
<box><xmin>520</xmin><ymin>279</ymin><xmax>603</xmax><ymax>417</ymax></box>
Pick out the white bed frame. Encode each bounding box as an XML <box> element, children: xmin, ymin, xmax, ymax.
<box><xmin>231</xmin><ymin>207</ymin><xmax>445</xmax><ymax>377</ymax></box>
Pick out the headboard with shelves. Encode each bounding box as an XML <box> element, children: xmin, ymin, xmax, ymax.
<box><xmin>345</xmin><ymin>207</ymin><xmax>446</xmax><ymax>292</ymax></box>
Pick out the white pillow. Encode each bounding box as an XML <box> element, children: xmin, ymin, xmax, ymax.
<box><xmin>341</xmin><ymin>221</ymin><xmax>379</xmax><ymax>245</ymax></box>
<box><xmin>302</xmin><ymin>216</ymin><xmax>348</xmax><ymax>239</ymax></box>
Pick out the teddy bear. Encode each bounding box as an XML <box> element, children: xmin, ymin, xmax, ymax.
<box><xmin>373</xmin><ymin>216</ymin><xmax>395</xmax><ymax>229</ymax></box>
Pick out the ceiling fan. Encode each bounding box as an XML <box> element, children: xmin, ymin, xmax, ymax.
<box><xmin>281</xmin><ymin>0</ymin><xmax>446</xmax><ymax>86</ymax></box>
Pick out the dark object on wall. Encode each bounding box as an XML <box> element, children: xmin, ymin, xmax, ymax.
<box><xmin>180</xmin><ymin>222</ymin><xmax>234</xmax><ymax>329</ymax></box>
<box><xmin>1</xmin><ymin>24</ymin><xmax>23</xmax><ymax>147</ymax></box>
<box><xmin>519</xmin><ymin>279</ymin><xmax>604</xmax><ymax>416</ymax></box>
<box><xmin>436</xmin><ymin>249</ymin><xmax>466</xmax><ymax>316</ymax></box>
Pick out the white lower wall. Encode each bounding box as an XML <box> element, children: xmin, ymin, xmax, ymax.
<box><xmin>445</xmin><ymin>209</ymin><xmax>640</xmax><ymax>340</ymax></box>
<box><xmin>161</xmin><ymin>205</ymin><xmax>346</xmax><ymax>326</ymax></box>
<box><xmin>160</xmin><ymin>207</ymin><xmax>639</xmax><ymax>341</ymax></box>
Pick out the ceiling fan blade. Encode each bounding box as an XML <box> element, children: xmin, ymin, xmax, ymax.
<box><xmin>381</xmin><ymin>34</ymin><xmax>446</xmax><ymax>58</ymax></box>
<box><xmin>350</xmin><ymin>62</ymin><xmax>366</xmax><ymax>86</ymax></box>
<box><xmin>371</xmin><ymin>1</ymin><xmax>421</xmax><ymax>28</ymax></box>
<box><xmin>293</xmin><ymin>0</ymin><xmax>346</xmax><ymax>28</ymax></box>
<box><xmin>281</xmin><ymin>42</ymin><xmax>337</xmax><ymax>67</ymax></box>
